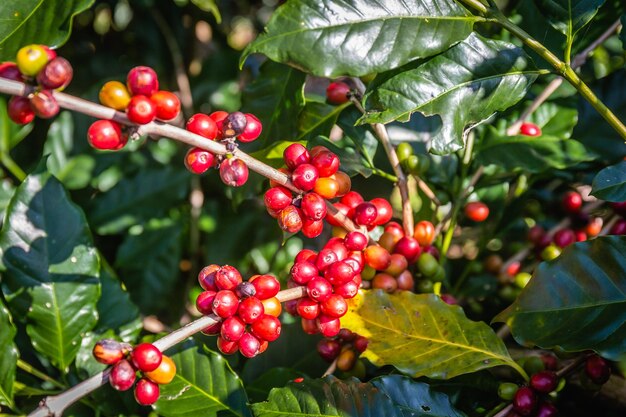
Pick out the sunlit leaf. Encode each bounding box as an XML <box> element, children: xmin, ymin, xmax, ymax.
<box><xmin>0</xmin><ymin>299</ymin><xmax>18</xmax><ymax>407</ymax></box>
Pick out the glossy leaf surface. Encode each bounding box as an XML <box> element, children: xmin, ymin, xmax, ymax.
<box><xmin>0</xmin><ymin>300</ymin><xmax>17</xmax><ymax>407</ymax></box>
<box><xmin>532</xmin><ymin>0</ymin><xmax>605</xmax><ymax>36</ymax></box>
<box><xmin>591</xmin><ymin>161</ymin><xmax>626</xmax><ymax>202</ymax></box>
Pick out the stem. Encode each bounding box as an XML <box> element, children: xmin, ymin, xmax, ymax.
<box><xmin>322</xmin><ymin>358</ymin><xmax>338</xmax><ymax>377</ymax></box>
<box><xmin>1</xmin><ymin>153</ymin><xmax>26</xmax><ymax>181</ymax></box>
<box><xmin>27</xmin><ymin>286</ymin><xmax>308</xmax><ymax>417</ymax></box>
<box><xmin>371</xmin><ymin>167</ymin><xmax>398</xmax><ymax>182</ymax></box>
<box><xmin>17</xmin><ymin>360</ymin><xmax>65</xmax><ymax>390</ymax></box>
<box><xmin>0</xmin><ymin>78</ymin><xmax>363</xmax><ymax>235</ymax></box>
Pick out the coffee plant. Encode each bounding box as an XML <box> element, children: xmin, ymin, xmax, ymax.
<box><xmin>0</xmin><ymin>1</ymin><xmax>625</xmax><ymax>416</ymax></box>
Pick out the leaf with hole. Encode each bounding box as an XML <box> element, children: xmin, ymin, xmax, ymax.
<box><xmin>341</xmin><ymin>290</ymin><xmax>524</xmax><ymax>379</ymax></box>
<box><xmin>495</xmin><ymin>236</ymin><xmax>626</xmax><ymax>361</ymax></box>
<box><xmin>241</xmin><ymin>0</ymin><xmax>479</xmax><ymax>77</ymax></box>
<box><xmin>360</xmin><ymin>33</ymin><xmax>541</xmax><ymax>154</ymax></box>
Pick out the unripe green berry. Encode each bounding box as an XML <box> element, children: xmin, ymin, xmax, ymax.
<box><xmin>498</xmin><ymin>382</ymin><xmax>518</xmax><ymax>400</ymax></box>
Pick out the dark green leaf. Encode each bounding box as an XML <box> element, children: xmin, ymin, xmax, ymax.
<box><xmin>251</xmin><ymin>376</ymin><xmax>406</xmax><ymax>417</ymax></box>
<box><xmin>241</xmin><ymin>61</ymin><xmax>306</xmax><ymax>145</ymax></box>
<box><xmin>0</xmin><ymin>0</ymin><xmax>94</xmax><ymax>61</ymax></box>
<box><xmin>246</xmin><ymin>368</ymin><xmax>306</xmax><ymax>403</ymax></box>
<box><xmin>0</xmin><ymin>179</ymin><xmax>15</xmax><ymax>223</ymax></box>
<box><xmin>621</xmin><ymin>15</ymin><xmax>626</xmax><ymax>45</ymax></box>
<box><xmin>495</xmin><ymin>236</ymin><xmax>626</xmax><ymax>361</ymax></box>
<box><xmin>87</xmin><ymin>167</ymin><xmax>190</xmax><ymax>235</ymax></box>
<box><xmin>361</xmin><ymin>33</ymin><xmax>541</xmax><ymax>154</ymax></box>
<box><xmin>241</xmin><ymin>0</ymin><xmax>478</xmax><ymax>77</ymax></box>
<box><xmin>308</xmin><ymin>136</ymin><xmax>373</xmax><ymax>177</ymax></box>
<box><xmin>574</xmin><ymin>69</ymin><xmax>626</xmax><ymax>162</ymax></box>
<box><xmin>0</xmin><ymin>299</ymin><xmax>18</xmax><ymax>407</ymax></box>
<box><xmin>0</xmin><ymin>170</ymin><xmax>100</xmax><ymax>371</ymax></box>
<box><xmin>296</xmin><ymin>101</ymin><xmax>350</xmax><ymax>143</ymax></box>
<box><xmin>520</xmin><ymin>101</ymin><xmax>578</xmax><ymax>138</ymax></box>
<box><xmin>115</xmin><ymin>219</ymin><xmax>183</xmax><ymax>314</ymax></box>
<box><xmin>476</xmin><ymin>129</ymin><xmax>594</xmax><ymax>173</ymax></box>
<box><xmin>532</xmin><ymin>0</ymin><xmax>605</xmax><ymax>36</ymax></box>
<box><xmin>154</xmin><ymin>339</ymin><xmax>251</xmax><ymax>417</ymax></box>
<box><xmin>591</xmin><ymin>161</ymin><xmax>626</xmax><ymax>202</ymax></box>
<box><xmin>337</xmin><ymin>107</ymin><xmax>379</xmax><ymax>167</ymax></box>
<box><xmin>371</xmin><ymin>375</ymin><xmax>467</xmax><ymax>417</ymax></box>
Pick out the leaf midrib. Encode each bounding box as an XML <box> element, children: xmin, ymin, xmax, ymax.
<box><xmin>172</xmin><ymin>373</ymin><xmax>243</xmax><ymax>417</ymax></box>
<box><xmin>0</xmin><ymin>0</ymin><xmax>45</xmax><ymax>45</ymax></box>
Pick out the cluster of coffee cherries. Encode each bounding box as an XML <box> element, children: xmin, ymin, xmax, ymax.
<box><xmin>264</xmin><ymin>143</ymin><xmax>351</xmax><ymax>237</ymax></box>
<box><xmin>1</xmin><ymin>44</ymin><xmax>73</xmax><ymax>124</ymax></box>
<box><xmin>87</xmin><ymin>66</ymin><xmax>180</xmax><ymax>150</ymax></box>
<box><xmin>317</xmin><ymin>329</ymin><xmax>368</xmax><ymax>375</ymax></box>
<box><xmin>92</xmin><ymin>340</ymin><xmax>176</xmax><ymax>406</ymax></box>
<box><xmin>184</xmin><ymin>110</ymin><xmax>262</xmax><ymax>187</ymax></box>
<box><xmin>195</xmin><ymin>264</ymin><xmax>281</xmax><ymax>357</ymax></box>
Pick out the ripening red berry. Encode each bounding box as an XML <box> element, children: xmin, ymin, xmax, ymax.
<box><xmin>302</xmin><ymin>218</ymin><xmax>324</xmax><ymax>238</ymax></box>
<box><xmin>184</xmin><ymin>147</ymin><xmax>215</xmax><ymax>174</ymax></box>
<box><xmin>221</xmin><ymin>316</ymin><xmax>246</xmax><ymax>342</ymax></box>
<box><xmin>283</xmin><ymin>143</ymin><xmax>310</xmax><ymax>170</ymax></box>
<box><xmin>530</xmin><ymin>371</ymin><xmax>558</xmax><ymax>393</ymax></box>
<box><xmin>195</xmin><ymin>290</ymin><xmax>217</xmax><ymax>315</ymax></box>
<box><xmin>345</xmin><ymin>251</ymin><xmax>364</xmax><ymax>273</ymax></box>
<box><xmin>212</xmin><ymin>290</ymin><xmax>239</xmax><ymax>318</ymax></box>
<box><xmin>217</xmin><ymin>336</ymin><xmax>239</xmax><ymax>355</ymax></box>
<box><xmin>562</xmin><ymin>191</ymin><xmax>582</xmax><ymax>214</ymax></box>
<box><xmin>301</xmin><ymin>192</ymin><xmax>327</xmax><ymax>221</ymax></box>
<box><xmin>324</xmin><ymin>260</ymin><xmax>355</xmax><ymax>286</ymax></box>
<box><xmin>301</xmin><ymin>318</ymin><xmax>319</xmax><ymax>335</ymax></box>
<box><xmin>306</xmin><ymin>276</ymin><xmax>333</xmax><ymax>302</ymax></box>
<box><xmin>198</xmin><ymin>264</ymin><xmax>219</xmax><ymax>291</ymax></box>
<box><xmin>372</xmin><ymin>273</ymin><xmax>398</xmax><ymax>293</ymax></box>
<box><xmin>215</xmin><ymin>265</ymin><xmax>243</xmax><ymax>291</ymax></box>
<box><xmin>317</xmin><ymin>338</ymin><xmax>341</xmax><ymax>362</ymax></box>
<box><xmin>385</xmin><ymin>253</ymin><xmax>408</xmax><ymax>276</ymax></box>
<box><xmin>208</xmin><ymin>110</ymin><xmax>228</xmax><ymax>138</ymax></box>
<box><xmin>237</xmin><ymin>113</ymin><xmax>263</xmax><ymax>142</ymax></box>
<box><xmin>290</xmin><ymin>261</ymin><xmax>319</xmax><ymax>285</ymax></box>
<box><xmin>30</xmin><ymin>90</ymin><xmax>59</xmax><ymax>118</ymax></box>
<box><xmin>37</xmin><ymin>57</ymin><xmax>73</xmax><ymax>90</ymax></box>
<box><xmin>278</xmin><ymin>205</ymin><xmax>303</xmax><ymax>233</ymax></box>
<box><xmin>127</xmin><ymin>66</ymin><xmax>159</xmax><ymax>96</ymax></box>
<box><xmin>465</xmin><ymin>201</ymin><xmax>489</xmax><ymax>222</ymax></box>
<box><xmin>394</xmin><ymin>236</ymin><xmax>421</xmax><ymax>263</ymax></box>
<box><xmin>201</xmin><ymin>320</ymin><xmax>222</xmax><ymax>336</ymax></box>
<box><xmin>535</xmin><ymin>402</ymin><xmax>558</xmax><ymax>417</ymax></box>
<box><xmin>87</xmin><ymin>120</ymin><xmax>127</xmax><ymax>150</ymax></box>
<box><xmin>238</xmin><ymin>297</ymin><xmax>264</xmax><ymax>324</ymax></box>
<box><xmin>220</xmin><ymin>158</ymin><xmax>249</xmax><ymax>187</ymax></box>
<box><xmin>320</xmin><ymin>294</ymin><xmax>348</xmax><ymax>318</ymax></box>
<box><xmin>109</xmin><ymin>359</ymin><xmax>136</xmax><ymax>391</ymax></box>
<box><xmin>353</xmin><ymin>202</ymin><xmax>378</xmax><ymax>226</ymax></box>
<box><xmin>296</xmin><ymin>297</ymin><xmax>321</xmax><ymax>320</ymax></box>
<box><xmin>513</xmin><ymin>386</ymin><xmax>537</xmax><ymax>416</ymax></box>
<box><xmin>324</xmin><ymin>237</ymin><xmax>348</xmax><ymax>260</ymax></box>
<box><xmin>251</xmin><ymin>314</ymin><xmax>281</xmax><ymax>341</ymax></box>
<box><xmin>364</xmin><ymin>245</ymin><xmax>392</xmax><ymax>270</ymax></box>
<box><xmin>186</xmin><ymin>113</ymin><xmax>218</xmax><ymax>139</ymax></box>
<box><xmin>370</xmin><ymin>198</ymin><xmax>393</xmax><ymax>226</ymax></box>
<box><xmin>396</xmin><ymin>269</ymin><xmax>415</xmax><ymax>291</ymax></box>
<box><xmin>610</xmin><ymin>219</ymin><xmax>626</xmax><ymax>235</ymax></box>
<box><xmin>344</xmin><ymin>231</ymin><xmax>368</xmax><ymax>251</ymax></box>
<box><xmin>354</xmin><ymin>335</ymin><xmax>369</xmax><ymax>353</ymax></box>
<box><xmin>311</xmin><ymin>151</ymin><xmax>340</xmax><ymax>177</ymax></box>
<box><xmin>0</xmin><ymin>62</ymin><xmax>24</xmax><ymax>81</ymax></box>
<box><xmin>292</xmin><ymin>164</ymin><xmax>319</xmax><ymax>191</ymax></box>
<box><xmin>413</xmin><ymin>220</ymin><xmax>435</xmax><ymax>246</ymax></box>
<box><xmin>585</xmin><ymin>355</ymin><xmax>611</xmax><ymax>384</ymax></box>
<box><xmin>93</xmin><ymin>339</ymin><xmax>129</xmax><ymax>365</ymax></box>
<box><xmin>134</xmin><ymin>378</ymin><xmax>160</xmax><ymax>406</ymax></box>
<box><xmin>326</xmin><ymin>81</ymin><xmax>351</xmax><ymax>105</ymax></box>
<box><xmin>131</xmin><ymin>343</ymin><xmax>162</xmax><ymax>372</ymax></box>
<box><xmin>334</xmin><ymin>278</ymin><xmax>359</xmax><ymax>298</ymax></box>
<box><xmin>264</xmin><ymin>187</ymin><xmax>293</xmax><ymax>211</ymax></box>
<box><xmin>553</xmin><ymin>229</ymin><xmax>576</xmax><ymax>248</ymax></box>
<box><xmin>238</xmin><ymin>332</ymin><xmax>261</xmax><ymax>358</ymax></box>
<box><xmin>341</xmin><ymin>191</ymin><xmax>365</xmax><ymax>213</ymax></box>
<box><xmin>316</xmin><ymin>314</ymin><xmax>341</xmax><ymax>337</ymax></box>
<box><xmin>250</xmin><ymin>274</ymin><xmax>280</xmax><ymax>300</ymax></box>
<box><xmin>295</xmin><ymin>249</ymin><xmax>318</xmax><ymax>264</ymax></box>
<box><xmin>519</xmin><ymin>122</ymin><xmax>542</xmax><ymax>137</ymax></box>
<box><xmin>315</xmin><ymin>248</ymin><xmax>339</xmax><ymax>272</ymax></box>
<box><xmin>151</xmin><ymin>90</ymin><xmax>180</xmax><ymax>121</ymax></box>
<box><xmin>126</xmin><ymin>95</ymin><xmax>156</xmax><ymax>124</ymax></box>
<box><xmin>7</xmin><ymin>96</ymin><xmax>35</xmax><ymax>125</ymax></box>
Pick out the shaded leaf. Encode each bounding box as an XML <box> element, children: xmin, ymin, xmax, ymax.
<box><xmin>309</xmin><ymin>136</ymin><xmax>373</xmax><ymax>177</ymax></box>
<box><xmin>361</xmin><ymin>33</ymin><xmax>541</xmax><ymax>154</ymax></box>
<box><xmin>241</xmin><ymin>0</ymin><xmax>478</xmax><ymax>77</ymax></box>
<box><xmin>246</xmin><ymin>368</ymin><xmax>306</xmax><ymax>403</ymax></box>
<box><xmin>0</xmin><ymin>179</ymin><xmax>15</xmax><ymax>223</ymax></box>
<box><xmin>251</xmin><ymin>376</ymin><xmax>406</xmax><ymax>417</ymax></box>
<box><xmin>154</xmin><ymin>338</ymin><xmax>251</xmax><ymax>417</ymax></box>
<box><xmin>0</xmin><ymin>299</ymin><xmax>18</xmax><ymax>407</ymax></box>
<box><xmin>532</xmin><ymin>0</ymin><xmax>605</xmax><ymax>36</ymax></box>
<box><xmin>591</xmin><ymin>161</ymin><xmax>626</xmax><ymax>202</ymax></box>
<box><xmin>337</xmin><ymin>107</ymin><xmax>379</xmax><ymax>167</ymax></box>
<box><xmin>519</xmin><ymin>101</ymin><xmax>578</xmax><ymax>138</ymax></box>
<box><xmin>371</xmin><ymin>375</ymin><xmax>466</xmax><ymax>417</ymax></box>
<box><xmin>0</xmin><ymin>0</ymin><xmax>94</xmax><ymax>61</ymax></box>
<box><xmin>342</xmin><ymin>290</ymin><xmax>522</xmax><ymax>379</ymax></box>
<box><xmin>0</xmin><ymin>170</ymin><xmax>100</xmax><ymax>371</ymax></box>
<box><xmin>495</xmin><ymin>236</ymin><xmax>626</xmax><ymax>361</ymax></box>
<box><xmin>87</xmin><ymin>167</ymin><xmax>190</xmax><ymax>234</ymax></box>
<box><xmin>476</xmin><ymin>129</ymin><xmax>594</xmax><ymax>173</ymax></box>
<box><xmin>241</xmin><ymin>61</ymin><xmax>306</xmax><ymax>145</ymax></box>
<box><xmin>296</xmin><ymin>100</ymin><xmax>350</xmax><ymax>143</ymax></box>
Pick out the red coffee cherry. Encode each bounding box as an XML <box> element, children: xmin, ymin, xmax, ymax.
<box><xmin>396</xmin><ymin>269</ymin><xmax>415</xmax><ymax>291</ymax></box>
<box><xmin>37</xmin><ymin>57</ymin><xmax>73</xmax><ymax>90</ymax></box>
<box><xmin>198</xmin><ymin>264</ymin><xmax>219</xmax><ymax>291</ymax></box>
<box><xmin>393</xmin><ymin>236</ymin><xmax>421</xmax><ymax>264</ymax></box>
<box><xmin>235</xmin><ymin>281</ymin><xmax>256</xmax><ymax>299</ymax></box>
<box><xmin>334</xmin><ymin>278</ymin><xmax>359</xmax><ymax>299</ymax></box>
<box><xmin>301</xmin><ymin>192</ymin><xmax>327</xmax><ymax>221</ymax></box>
<box><xmin>301</xmin><ymin>317</ymin><xmax>319</xmax><ymax>334</ymax></box>
<box><xmin>87</xmin><ymin>120</ymin><xmax>127</xmax><ymax>150</ymax></box>
<box><xmin>126</xmin><ymin>95</ymin><xmax>156</xmax><ymax>124</ymax></box>
<box><xmin>530</xmin><ymin>371</ymin><xmax>558</xmax><ymax>393</ymax></box>
<box><xmin>0</xmin><ymin>62</ymin><xmax>24</xmax><ymax>81</ymax></box>
<box><xmin>317</xmin><ymin>338</ymin><xmax>341</xmax><ymax>362</ymax></box>
<box><xmin>109</xmin><ymin>359</ymin><xmax>136</xmax><ymax>391</ymax></box>
<box><xmin>250</xmin><ymin>274</ymin><xmax>280</xmax><ymax>300</ymax></box>
<box><xmin>610</xmin><ymin>219</ymin><xmax>626</xmax><ymax>235</ymax></box>
<box><xmin>7</xmin><ymin>96</ymin><xmax>35</xmax><ymax>125</ymax></box>
<box><xmin>370</xmin><ymin>198</ymin><xmax>393</xmax><ymax>226</ymax></box>
<box><xmin>283</xmin><ymin>143</ymin><xmax>310</xmax><ymax>170</ymax></box>
<box><xmin>372</xmin><ymin>273</ymin><xmax>398</xmax><ymax>293</ymax></box>
<box><xmin>30</xmin><ymin>90</ymin><xmax>59</xmax><ymax>118</ymax></box>
<box><xmin>212</xmin><ymin>290</ymin><xmax>239</xmax><ymax>318</ymax></box>
<box><xmin>131</xmin><ymin>343</ymin><xmax>162</xmax><ymax>372</ymax></box>
<box><xmin>353</xmin><ymin>202</ymin><xmax>378</xmax><ymax>227</ymax></box>
<box><xmin>217</xmin><ymin>336</ymin><xmax>239</xmax><ymax>355</ymax></box>
<box><xmin>184</xmin><ymin>147</ymin><xmax>215</xmax><ymax>174</ymax></box>
<box><xmin>512</xmin><ymin>386</ymin><xmax>537</xmax><ymax>416</ymax></box>
<box><xmin>238</xmin><ymin>297</ymin><xmax>264</xmax><ymax>324</ymax></box>
<box><xmin>195</xmin><ymin>290</ymin><xmax>217</xmax><ymax>315</ymax></box>
<box><xmin>134</xmin><ymin>378</ymin><xmax>160</xmax><ymax>406</ymax></box>
<box><xmin>324</xmin><ymin>237</ymin><xmax>348</xmax><ymax>260</ymax></box>
<box><xmin>414</xmin><ymin>220</ymin><xmax>435</xmax><ymax>246</ymax></box>
<box><xmin>354</xmin><ymin>335</ymin><xmax>369</xmax><ymax>353</ymax></box>
<box><xmin>238</xmin><ymin>332</ymin><xmax>261</xmax><ymax>358</ymax></box>
<box><xmin>320</xmin><ymin>294</ymin><xmax>348</xmax><ymax>318</ymax></box>
<box><xmin>251</xmin><ymin>314</ymin><xmax>281</xmax><ymax>341</ymax></box>
<box><xmin>265</xmin><ymin>186</ymin><xmax>293</xmax><ymax>211</ymax></box>
<box><xmin>278</xmin><ymin>205</ymin><xmax>303</xmax><ymax>233</ymax></box>
<box><xmin>302</xmin><ymin>218</ymin><xmax>324</xmax><ymax>238</ymax></box>
<box><xmin>215</xmin><ymin>265</ymin><xmax>243</xmax><ymax>291</ymax></box>
<box><xmin>562</xmin><ymin>191</ymin><xmax>582</xmax><ymax>214</ymax></box>
<box><xmin>93</xmin><ymin>339</ymin><xmax>129</xmax><ymax>365</ymax></box>
<box><xmin>220</xmin><ymin>158</ymin><xmax>249</xmax><ymax>187</ymax></box>
<box><xmin>535</xmin><ymin>402</ymin><xmax>558</xmax><ymax>417</ymax></box>
<box><xmin>296</xmin><ymin>297</ymin><xmax>321</xmax><ymax>320</ymax></box>
<box><xmin>237</xmin><ymin>113</ymin><xmax>263</xmax><ymax>142</ymax></box>
<box><xmin>585</xmin><ymin>355</ymin><xmax>611</xmax><ymax>384</ymax></box>
<box><xmin>326</xmin><ymin>81</ymin><xmax>351</xmax><ymax>105</ymax></box>
<box><xmin>292</xmin><ymin>164</ymin><xmax>319</xmax><ymax>191</ymax></box>
<box><xmin>519</xmin><ymin>122</ymin><xmax>542</xmax><ymax>137</ymax></box>
<box><xmin>186</xmin><ymin>113</ymin><xmax>218</xmax><ymax>139</ymax></box>
<box><xmin>316</xmin><ymin>314</ymin><xmax>341</xmax><ymax>337</ymax></box>
<box><xmin>290</xmin><ymin>261</ymin><xmax>319</xmax><ymax>285</ymax></box>
<box><xmin>553</xmin><ymin>229</ymin><xmax>576</xmax><ymax>248</ymax></box>
<box><xmin>127</xmin><ymin>66</ymin><xmax>159</xmax><ymax>96</ymax></box>
<box><xmin>220</xmin><ymin>316</ymin><xmax>246</xmax><ymax>342</ymax></box>
<box><xmin>311</xmin><ymin>151</ymin><xmax>340</xmax><ymax>177</ymax></box>
<box><xmin>363</xmin><ymin>245</ymin><xmax>391</xmax><ymax>270</ymax></box>
<box><xmin>209</xmin><ymin>110</ymin><xmax>228</xmax><ymax>138</ymax></box>
<box><xmin>306</xmin><ymin>276</ymin><xmax>333</xmax><ymax>302</ymax></box>
<box><xmin>295</xmin><ymin>249</ymin><xmax>318</xmax><ymax>264</ymax></box>
<box><xmin>222</xmin><ymin>111</ymin><xmax>248</xmax><ymax>138</ymax></box>
<box><xmin>151</xmin><ymin>90</ymin><xmax>180</xmax><ymax>121</ymax></box>
<box><xmin>465</xmin><ymin>201</ymin><xmax>489</xmax><ymax>222</ymax></box>
<box><xmin>325</xmin><ymin>260</ymin><xmax>355</xmax><ymax>286</ymax></box>
<box><xmin>315</xmin><ymin>248</ymin><xmax>339</xmax><ymax>272</ymax></box>
<box><xmin>344</xmin><ymin>231</ymin><xmax>368</xmax><ymax>251</ymax></box>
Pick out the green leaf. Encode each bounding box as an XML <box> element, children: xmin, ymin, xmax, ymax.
<box><xmin>295</xmin><ymin>100</ymin><xmax>350</xmax><ymax>143</ymax></box>
<box><xmin>361</xmin><ymin>33</ymin><xmax>541</xmax><ymax>154</ymax></box>
<box><xmin>476</xmin><ymin>129</ymin><xmax>594</xmax><ymax>173</ymax></box>
<box><xmin>532</xmin><ymin>0</ymin><xmax>605</xmax><ymax>37</ymax></box>
<box><xmin>0</xmin><ymin>169</ymin><xmax>100</xmax><ymax>371</ymax></box>
<box><xmin>241</xmin><ymin>0</ymin><xmax>478</xmax><ymax>77</ymax></box>
<box><xmin>591</xmin><ymin>161</ymin><xmax>626</xmax><ymax>202</ymax></box>
<box><xmin>0</xmin><ymin>0</ymin><xmax>94</xmax><ymax>61</ymax></box>
<box><xmin>87</xmin><ymin>167</ymin><xmax>190</xmax><ymax>235</ymax></box>
<box><xmin>309</xmin><ymin>136</ymin><xmax>373</xmax><ymax>177</ymax></box>
<box><xmin>251</xmin><ymin>376</ymin><xmax>407</xmax><ymax>417</ymax></box>
<box><xmin>0</xmin><ymin>299</ymin><xmax>18</xmax><ymax>407</ymax></box>
<box><xmin>371</xmin><ymin>375</ymin><xmax>467</xmax><ymax>417</ymax></box>
<box><xmin>0</xmin><ymin>179</ymin><xmax>15</xmax><ymax>223</ymax></box>
<box><xmin>246</xmin><ymin>368</ymin><xmax>306</xmax><ymax>403</ymax></box>
<box><xmin>154</xmin><ymin>339</ymin><xmax>252</xmax><ymax>417</ymax></box>
<box><xmin>495</xmin><ymin>236</ymin><xmax>626</xmax><ymax>361</ymax></box>
<box><xmin>115</xmin><ymin>219</ymin><xmax>183</xmax><ymax>314</ymax></box>
<box><xmin>337</xmin><ymin>107</ymin><xmax>379</xmax><ymax>167</ymax></box>
<box><xmin>519</xmin><ymin>101</ymin><xmax>578</xmax><ymax>138</ymax></box>
<box><xmin>190</xmin><ymin>0</ymin><xmax>221</xmax><ymax>23</ymax></box>
<box><xmin>341</xmin><ymin>290</ymin><xmax>523</xmax><ymax>379</ymax></box>
<box><xmin>241</xmin><ymin>61</ymin><xmax>306</xmax><ymax>145</ymax></box>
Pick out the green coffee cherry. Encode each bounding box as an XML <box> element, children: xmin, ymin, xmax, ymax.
<box><xmin>498</xmin><ymin>382</ymin><xmax>518</xmax><ymax>400</ymax></box>
<box><xmin>541</xmin><ymin>244</ymin><xmax>562</xmax><ymax>261</ymax></box>
<box><xmin>417</xmin><ymin>253</ymin><xmax>439</xmax><ymax>277</ymax></box>
<box><xmin>396</xmin><ymin>142</ymin><xmax>413</xmax><ymax>162</ymax></box>
<box><xmin>417</xmin><ymin>279</ymin><xmax>434</xmax><ymax>293</ymax></box>
<box><xmin>431</xmin><ymin>266</ymin><xmax>446</xmax><ymax>283</ymax></box>
<box><xmin>514</xmin><ymin>272</ymin><xmax>532</xmax><ymax>288</ymax></box>
<box><xmin>523</xmin><ymin>356</ymin><xmax>545</xmax><ymax>375</ymax></box>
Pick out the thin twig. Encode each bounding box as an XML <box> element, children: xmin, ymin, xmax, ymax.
<box><xmin>322</xmin><ymin>358</ymin><xmax>338</xmax><ymax>377</ymax></box>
